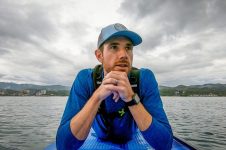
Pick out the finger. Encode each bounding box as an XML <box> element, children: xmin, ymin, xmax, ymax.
<box><xmin>115</xmin><ymin>94</ymin><xmax>120</xmax><ymax>102</ymax></box>
<box><xmin>114</xmin><ymin>79</ymin><xmax>118</xmax><ymax>86</ymax></box>
<box><xmin>104</xmin><ymin>78</ymin><xmax>128</xmax><ymax>89</ymax></box>
<box><xmin>113</xmin><ymin>91</ymin><xmax>117</xmax><ymax>99</ymax></box>
<box><xmin>104</xmin><ymin>84</ymin><xmax>123</xmax><ymax>93</ymax></box>
<box><xmin>111</xmin><ymin>71</ymin><xmax>127</xmax><ymax>78</ymax></box>
<box><xmin>102</xmin><ymin>78</ymin><xmax>119</xmax><ymax>86</ymax></box>
<box><xmin>114</xmin><ymin>92</ymin><xmax>120</xmax><ymax>102</ymax></box>
<box><xmin>106</xmin><ymin>72</ymin><xmax>129</xmax><ymax>85</ymax></box>
<box><xmin>105</xmin><ymin>71</ymin><xmax>124</xmax><ymax>81</ymax></box>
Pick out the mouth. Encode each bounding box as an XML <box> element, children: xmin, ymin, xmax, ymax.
<box><xmin>114</xmin><ymin>63</ymin><xmax>130</xmax><ymax>72</ymax></box>
<box><xmin>115</xmin><ymin>64</ymin><xmax>129</xmax><ymax>68</ymax></box>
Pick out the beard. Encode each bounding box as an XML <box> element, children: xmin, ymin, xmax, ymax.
<box><xmin>103</xmin><ymin>60</ymin><xmax>132</xmax><ymax>75</ymax></box>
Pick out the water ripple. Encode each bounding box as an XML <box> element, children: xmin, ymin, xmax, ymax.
<box><xmin>0</xmin><ymin>96</ymin><xmax>225</xmax><ymax>150</ymax></box>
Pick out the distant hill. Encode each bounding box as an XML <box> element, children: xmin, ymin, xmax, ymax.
<box><xmin>159</xmin><ymin>83</ymin><xmax>226</xmax><ymax>90</ymax></box>
<box><xmin>0</xmin><ymin>82</ymin><xmax>70</xmax><ymax>91</ymax></box>
<box><xmin>0</xmin><ymin>82</ymin><xmax>226</xmax><ymax>96</ymax></box>
<box><xmin>159</xmin><ymin>83</ymin><xmax>226</xmax><ymax>96</ymax></box>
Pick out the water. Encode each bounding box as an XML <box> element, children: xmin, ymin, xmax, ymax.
<box><xmin>0</xmin><ymin>97</ymin><xmax>66</xmax><ymax>150</ymax></box>
<box><xmin>0</xmin><ymin>96</ymin><xmax>225</xmax><ymax>150</ymax></box>
<box><xmin>162</xmin><ymin>97</ymin><xmax>226</xmax><ymax>150</ymax></box>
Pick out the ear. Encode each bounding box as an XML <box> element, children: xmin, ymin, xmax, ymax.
<box><xmin>95</xmin><ymin>49</ymin><xmax>103</xmax><ymax>63</ymax></box>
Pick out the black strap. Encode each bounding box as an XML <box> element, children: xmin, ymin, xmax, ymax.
<box><xmin>129</xmin><ymin>67</ymin><xmax>140</xmax><ymax>95</ymax></box>
<box><xmin>93</xmin><ymin>64</ymin><xmax>103</xmax><ymax>89</ymax></box>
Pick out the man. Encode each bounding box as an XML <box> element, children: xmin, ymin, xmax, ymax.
<box><xmin>56</xmin><ymin>23</ymin><xmax>173</xmax><ymax>150</ymax></box>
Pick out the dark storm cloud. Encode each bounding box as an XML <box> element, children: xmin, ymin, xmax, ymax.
<box><xmin>120</xmin><ymin>0</ymin><xmax>226</xmax><ymax>50</ymax></box>
<box><xmin>119</xmin><ymin>0</ymin><xmax>226</xmax><ymax>86</ymax></box>
<box><xmin>0</xmin><ymin>1</ymin><xmax>57</xmax><ymax>43</ymax></box>
<box><xmin>1</xmin><ymin>0</ymin><xmax>225</xmax><ymax>86</ymax></box>
<box><xmin>0</xmin><ymin>0</ymin><xmax>89</xmax><ymax>85</ymax></box>
<box><xmin>0</xmin><ymin>47</ymin><xmax>11</xmax><ymax>55</ymax></box>
<box><xmin>121</xmin><ymin>0</ymin><xmax>226</xmax><ymax>28</ymax></box>
<box><xmin>0</xmin><ymin>73</ymin><xmax>5</xmax><ymax>78</ymax></box>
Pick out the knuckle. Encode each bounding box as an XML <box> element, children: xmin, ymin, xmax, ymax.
<box><xmin>122</xmin><ymin>72</ymin><xmax>127</xmax><ymax>76</ymax></box>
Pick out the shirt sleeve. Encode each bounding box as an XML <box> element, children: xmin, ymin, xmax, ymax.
<box><xmin>56</xmin><ymin>69</ymin><xmax>93</xmax><ymax>150</ymax></box>
<box><xmin>140</xmin><ymin>68</ymin><xmax>173</xmax><ymax>150</ymax></box>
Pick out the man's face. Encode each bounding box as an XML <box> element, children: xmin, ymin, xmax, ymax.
<box><xmin>96</xmin><ymin>37</ymin><xmax>133</xmax><ymax>75</ymax></box>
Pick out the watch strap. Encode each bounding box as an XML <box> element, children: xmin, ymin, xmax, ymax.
<box><xmin>126</xmin><ymin>93</ymin><xmax>140</xmax><ymax>106</ymax></box>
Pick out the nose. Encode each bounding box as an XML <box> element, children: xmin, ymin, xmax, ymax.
<box><xmin>118</xmin><ymin>48</ymin><xmax>128</xmax><ymax>60</ymax></box>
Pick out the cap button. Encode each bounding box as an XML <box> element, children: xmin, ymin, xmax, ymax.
<box><xmin>114</xmin><ymin>23</ymin><xmax>127</xmax><ymax>31</ymax></box>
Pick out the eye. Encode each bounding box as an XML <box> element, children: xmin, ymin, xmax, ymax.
<box><xmin>125</xmin><ymin>46</ymin><xmax>133</xmax><ymax>51</ymax></box>
<box><xmin>110</xmin><ymin>45</ymin><xmax>118</xmax><ymax>50</ymax></box>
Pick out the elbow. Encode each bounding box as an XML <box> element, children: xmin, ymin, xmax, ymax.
<box><xmin>141</xmin><ymin>119</ymin><xmax>173</xmax><ymax>150</ymax></box>
<box><xmin>151</xmin><ymin>130</ymin><xmax>173</xmax><ymax>150</ymax></box>
<box><xmin>164</xmin><ymin>131</ymin><xmax>173</xmax><ymax>150</ymax></box>
<box><xmin>153</xmin><ymin>129</ymin><xmax>173</xmax><ymax>150</ymax></box>
<box><xmin>56</xmin><ymin>123</ymin><xmax>85</xmax><ymax>150</ymax></box>
<box><xmin>163</xmin><ymin>125</ymin><xmax>173</xmax><ymax>149</ymax></box>
<box><xmin>158</xmin><ymin>126</ymin><xmax>173</xmax><ymax>150</ymax></box>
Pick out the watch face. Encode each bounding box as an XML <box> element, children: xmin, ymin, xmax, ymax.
<box><xmin>134</xmin><ymin>94</ymin><xmax>140</xmax><ymax>104</ymax></box>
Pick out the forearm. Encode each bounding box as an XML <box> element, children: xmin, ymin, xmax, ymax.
<box><xmin>141</xmin><ymin>118</ymin><xmax>173</xmax><ymax>150</ymax></box>
<box><xmin>129</xmin><ymin>103</ymin><xmax>173</xmax><ymax>149</ymax></box>
<box><xmin>128</xmin><ymin>102</ymin><xmax>152</xmax><ymax>131</ymax></box>
<box><xmin>70</xmin><ymin>93</ymin><xmax>101</xmax><ymax>140</ymax></box>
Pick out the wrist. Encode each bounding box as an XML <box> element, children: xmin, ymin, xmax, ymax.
<box><xmin>92</xmin><ymin>91</ymin><xmax>102</xmax><ymax>104</ymax></box>
<box><xmin>126</xmin><ymin>92</ymin><xmax>135</xmax><ymax>102</ymax></box>
<box><xmin>126</xmin><ymin>93</ymin><xmax>140</xmax><ymax>106</ymax></box>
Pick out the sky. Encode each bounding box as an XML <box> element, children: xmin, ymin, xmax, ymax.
<box><xmin>0</xmin><ymin>0</ymin><xmax>226</xmax><ymax>87</ymax></box>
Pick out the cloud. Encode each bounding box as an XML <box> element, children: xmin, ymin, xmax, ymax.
<box><xmin>0</xmin><ymin>73</ymin><xmax>5</xmax><ymax>78</ymax></box>
<box><xmin>118</xmin><ymin>0</ymin><xmax>226</xmax><ymax>86</ymax></box>
<box><xmin>0</xmin><ymin>1</ymin><xmax>58</xmax><ymax>47</ymax></box>
<box><xmin>0</xmin><ymin>47</ymin><xmax>11</xmax><ymax>55</ymax></box>
<box><xmin>0</xmin><ymin>0</ymin><xmax>94</xmax><ymax>85</ymax></box>
<box><xmin>120</xmin><ymin>0</ymin><xmax>226</xmax><ymax>50</ymax></box>
<box><xmin>0</xmin><ymin>0</ymin><xmax>225</xmax><ymax>86</ymax></box>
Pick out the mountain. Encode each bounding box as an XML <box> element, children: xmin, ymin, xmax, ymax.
<box><xmin>0</xmin><ymin>82</ymin><xmax>70</xmax><ymax>91</ymax></box>
<box><xmin>1</xmin><ymin>82</ymin><xmax>226</xmax><ymax>96</ymax></box>
<box><xmin>159</xmin><ymin>83</ymin><xmax>226</xmax><ymax>96</ymax></box>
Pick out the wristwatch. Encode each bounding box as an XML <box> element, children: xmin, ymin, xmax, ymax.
<box><xmin>126</xmin><ymin>93</ymin><xmax>140</xmax><ymax>106</ymax></box>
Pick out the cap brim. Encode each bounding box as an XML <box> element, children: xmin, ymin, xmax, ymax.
<box><xmin>104</xmin><ymin>30</ymin><xmax>142</xmax><ymax>46</ymax></box>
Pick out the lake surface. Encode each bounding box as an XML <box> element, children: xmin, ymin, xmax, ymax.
<box><xmin>0</xmin><ymin>96</ymin><xmax>225</xmax><ymax>150</ymax></box>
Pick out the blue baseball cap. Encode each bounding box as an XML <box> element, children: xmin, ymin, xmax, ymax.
<box><xmin>97</xmin><ymin>23</ymin><xmax>142</xmax><ymax>48</ymax></box>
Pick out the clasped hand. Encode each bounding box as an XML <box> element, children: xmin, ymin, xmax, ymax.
<box><xmin>95</xmin><ymin>71</ymin><xmax>134</xmax><ymax>103</ymax></box>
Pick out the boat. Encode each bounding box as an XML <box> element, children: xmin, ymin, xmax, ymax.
<box><xmin>45</xmin><ymin>129</ymin><xmax>197</xmax><ymax>150</ymax></box>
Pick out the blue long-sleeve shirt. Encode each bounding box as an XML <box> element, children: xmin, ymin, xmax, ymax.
<box><xmin>56</xmin><ymin>68</ymin><xmax>173</xmax><ymax>150</ymax></box>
